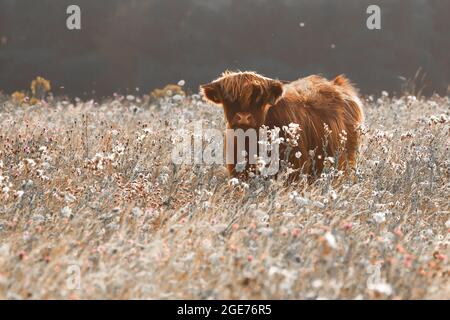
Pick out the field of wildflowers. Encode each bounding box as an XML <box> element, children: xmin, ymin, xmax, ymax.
<box><xmin>0</xmin><ymin>82</ymin><xmax>448</xmax><ymax>299</ymax></box>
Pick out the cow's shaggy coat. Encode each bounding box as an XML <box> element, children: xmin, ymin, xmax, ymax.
<box><xmin>201</xmin><ymin>71</ymin><xmax>364</xmax><ymax>178</ymax></box>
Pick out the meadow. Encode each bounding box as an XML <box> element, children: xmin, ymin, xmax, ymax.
<box><xmin>0</xmin><ymin>86</ymin><xmax>448</xmax><ymax>299</ymax></box>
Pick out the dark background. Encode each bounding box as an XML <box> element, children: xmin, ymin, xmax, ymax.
<box><xmin>0</xmin><ymin>0</ymin><xmax>449</xmax><ymax>97</ymax></box>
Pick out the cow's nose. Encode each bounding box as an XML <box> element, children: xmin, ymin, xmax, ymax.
<box><xmin>235</xmin><ymin>112</ymin><xmax>252</xmax><ymax>124</ymax></box>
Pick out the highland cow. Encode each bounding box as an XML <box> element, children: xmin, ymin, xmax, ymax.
<box><xmin>200</xmin><ymin>71</ymin><xmax>364</xmax><ymax>179</ymax></box>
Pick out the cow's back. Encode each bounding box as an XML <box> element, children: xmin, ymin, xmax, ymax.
<box><xmin>266</xmin><ymin>75</ymin><xmax>364</xmax><ymax>175</ymax></box>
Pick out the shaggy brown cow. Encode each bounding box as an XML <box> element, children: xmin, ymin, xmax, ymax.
<box><xmin>200</xmin><ymin>71</ymin><xmax>364</xmax><ymax>179</ymax></box>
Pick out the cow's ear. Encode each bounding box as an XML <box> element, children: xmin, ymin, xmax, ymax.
<box><xmin>200</xmin><ymin>82</ymin><xmax>222</xmax><ymax>104</ymax></box>
<box><xmin>267</xmin><ymin>80</ymin><xmax>284</xmax><ymax>105</ymax></box>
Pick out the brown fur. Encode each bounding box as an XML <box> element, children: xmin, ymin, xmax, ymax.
<box><xmin>201</xmin><ymin>71</ymin><xmax>364</xmax><ymax>179</ymax></box>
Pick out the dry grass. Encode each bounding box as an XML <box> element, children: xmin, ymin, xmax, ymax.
<box><xmin>0</xmin><ymin>91</ymin><xmax>448</xmax><ymax>300</ymax></box>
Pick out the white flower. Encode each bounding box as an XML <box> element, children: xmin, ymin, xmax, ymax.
<box><xmin>136</xmin><ymin>134</ymin><xmax>146</xmax><ymax>143</ymax></box>
<box><xmin>16</xmin><ymin>190</ymin><xmax>24</xmax><ymax>198</ymax></box>
<box><xmin>25</xmin><ymin>158</ymin><xmax>36</xmax><ymax>167</ymax></box>
<box><xmin>158</xmin><ymin>173</ymin><xmax>169</xmax><ymax>184</ymax></box>
<box><xmin>60</xmin><ymin>206</ymin><xmax>73</xmax><ymax>218</ymax></box>
<box><xmin>132</xmin><ymin>207</ymin><xmax>142</xmax><ymax>218</ymax></box>
<box><xmin>289</xmin><ymin>191</ymin><xmax>310</xmax><ymax>206</ymax></box>
<box><xmin>64</xmin><ymin>193</ymin><xmax>76</xmax><ymax>203</ymax></box>
<box><xmin>229</xmin><ymin>178</ymin><xmax>239</xmax><ymax>186</ymax></box>
<box><xmin>329</xmin><ymin>189</ymin><xmax>338</xmax><ymax>200</ymax></box>
<box><xmin>126</xmin><ymin>95</ymin><xmax>135</xmax><ymax>101</ymax></box>
<box><xmin>373</xmin><ymin>211</ymin><xmax>386</xmax><ymax>224</ymax></box>
<box><xmin>295</xmin><ymin>151</ymin><xmax>302</xmax><ymax>159</ymax></box>
<box><xmin>446</xmin><ymin>219</ymin><xmax>450</xmax><ymax>228</ymax></box>
<box><xmin>177</xmin><ymin>80</ymin><xmax>186</xmax><ymax>86</ymax></box>
<box><xmin>113</xmin><ymin>144</ymin><xmax>125</xmax><ymax>155</ymax></box>
<box><xmin>324</xmin><ymin>232</ymin><xmax>337</xmax><ymax>249</ymax></box>
<box><xmin>312</xmin><ymin>279</ymin><xmax>323</xmax><ymax>288</ymax></box>
<box><xmin>368</xmin><ymin>282</ymin><xmax>393</xmax><ymax>296</ymax></box>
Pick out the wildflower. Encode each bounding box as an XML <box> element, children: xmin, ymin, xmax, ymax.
<box><xmin>373</xmin><ymin>211</ymin><xmax>386</xmax><ymax>224</ymax></box>
<box><xmin>177</xmin><ymin>80</ymin><xmax>186</xmax><ymax>86</ymax></box>
<box><xmin>289</xmin><ymin>191</ymin><xmax>309</xmax><ymax>206</ymax></box>
<box><xmin>132</xmin><ymin>207</ymin><xmax>142</xmax><ymax>218</ymax></box>
<box><xmin>329</xmin><ymin>189</ymin><xmax>338</xmax><ymax>200</ymax></box>
<box><xmin>60</xmin><ymin>206</ymin><xmax>73</xmax><ymax>218</ymax></box>
<box><xmin>25</xmin><ymin>158</ymin><xmax>36</xmax><ymax>167</ymax></box>
<box><xmin>368</xmin><ymin>282</ymin><xmax>393</xmax><ymax>296</ymax></box>
<box><xmin>292</xmin><ymin>228</ymin><xmax>301</xmax><ymax>237</ymax></box>
<box><xmin>312</xmin><ymin>279</ymin><xmax>323</xmax><ymax>288</ymax></box>
<box><xmin>64</xmin><ymin>193</ymin><xmax>76</xmax><ymax>203</ymax></box>
<box><xmin>342</xmin><ymin>222</ymin><xmax>353</xmax><ymax>231</ymax></box>
<box><xmin>158</xmin><ymin>173</ymin><xmax>169</xmax><ymax>184</ymax></box>
<box><xmin>295</xmin><ymin>151</ymin><xmax>302</xmax><ymax>159</ymax></box>
<box><xmin>136</xmin><ymin>134</ymin><xmax>146</xmax><ymax>143</ymax></box>
<box><xmin>324</xmin><ymin>232</ymin><xmax>337</xmax><ymax>249</ymax></box>
<box><xmin>113</xmin><ymin>144</ymin><xmax>125</xmax><ymax>155</ymax></box>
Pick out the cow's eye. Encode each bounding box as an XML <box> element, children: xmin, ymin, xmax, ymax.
<box><xmin>253</xmin><ymin>97</ymin><xmax>264</xmax><ymax>108</ymax></box>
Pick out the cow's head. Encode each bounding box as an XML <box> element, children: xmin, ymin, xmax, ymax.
<box><xmin>200</xmin><ymin>71</ymin><xmax>284</xmax><ymax>129</ymax></box>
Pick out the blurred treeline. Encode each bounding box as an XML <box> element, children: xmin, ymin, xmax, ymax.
<box><xmin>0</xmin><ymin>0</ymin><xmax>449</xmax><ymax>97</ymax></box>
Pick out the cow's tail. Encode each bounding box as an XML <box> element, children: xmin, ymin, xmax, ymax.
<box><xmin>333</xmin><ymin>74</ymin><xmax>364</xmax><ymax>125</ymax></box>
<box><xmin>334</xmin><ymin>75</ymin><xmax>365</xmax><ymax>169</ymax></box>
